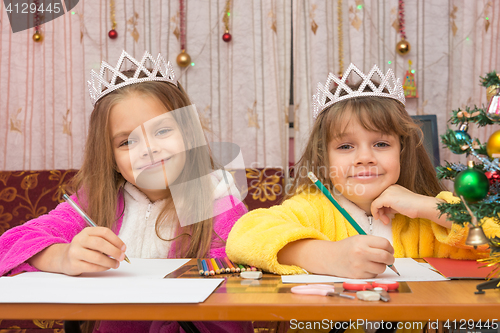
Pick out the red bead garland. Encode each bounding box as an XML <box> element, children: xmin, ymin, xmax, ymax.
<box><xmin>396</xmin><ymin>0</ymin><xmax>410</xmax><ymax>55</ymax></box>
<box><xmin>176</xmin><ymin>0</ymin><xmax>191</xmax><ymax>67</ymax></box>
<box><xmin>32</xmin><ymin>0</ymin><xmax>43</xmax><ymax>43</ymax></box>
<box><xmin>398</xmin><ymin>0</ymin><xmax>406</xmax><ymax>40</ymax></box>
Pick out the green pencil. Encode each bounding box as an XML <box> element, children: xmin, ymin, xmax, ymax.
<box><xmin>307</xmin><ymin>172</ymin><xmax>400</xmax><ymax>276</ymax></box>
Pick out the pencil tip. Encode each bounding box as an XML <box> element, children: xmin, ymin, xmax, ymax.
<box><xmin>124</xmin><ymin>256</ymin><xmax>131</xmax><ymax>264</ymax></box>
<box><xmin>389</xmin><ymin>264</ymin><xmax>400</xmax><ymax>276</ymax></box>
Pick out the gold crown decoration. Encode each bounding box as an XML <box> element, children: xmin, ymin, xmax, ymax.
<box><xmin>87</xmin><ymin>50</ymin><xmax>178</xmax><ymax>106</ymax></box>
<box><xmin>312</xmin><ymin>63</ymin><xmax>406</xmax><ymax>119</ymax></box>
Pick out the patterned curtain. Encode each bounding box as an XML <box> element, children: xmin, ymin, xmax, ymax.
<box><xmin>0</xmin><ymin>0</ymin><xmax>290</xmax><ymax>171</ymax></box>
<box><xmin>292</xmin><ymin>0</ymin><xmax>500</xmax><ymax>170</ymax></box>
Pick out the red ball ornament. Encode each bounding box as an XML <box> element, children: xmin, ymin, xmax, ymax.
<box><xmin>108</xmin><ymin>29</ymin><xmax>118</xmax><ymax>39</ymax></box>
<box><xmin>222</xmin><ymin>32</ymin><xmax>232</xmax><ymax>42</ymax></box>
<box><xmin>485</xmin><ymin>170</ymin><xmax>500</xmax><ymax>189</ymax></box>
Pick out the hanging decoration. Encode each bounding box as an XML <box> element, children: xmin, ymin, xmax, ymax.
<box><xmin>176</xmin><ymin>0</ymin><xmax>191</xmax><ymax>67</ymax></box>
<box><xmin>441</xmin><ymin>122</ymin><xmax>471</xmax><ymax>155</ymax></box>
<box><xmin>454</xmin><ymin>122</ymin><xmax>471</xmax><ymax>143</ymax></box>
<box><xmin>486</xmin><ymin>130</ymin><xmax>500</xmax><ymax>159</ymax></box>
<box><xmin>337</xmin><ymin>0</ymin><xmax>344</xmax><ymax>77</ymax></box>
<box><xmin>402</xmin><ymin>60</ymin><xmax>418</xmax><ymax>98</ymax></box>
<box><xmin>460</xmin><ymin>193</ymin><xmax>489</xmax><ymax>248</ymax></box>
<box><xmin>488</xmin><ymin>95</ymin><xmax>500</xmax><ymax>115</ymax></box>
<box><xmin>108</xmin><ymin>0</ymin><xmax>118</xmax><ymax>39</ymax></box>
<box><xmin>32</xmin><ymin>0</ymin><xmax>43</xmax><ymax>42</ymax></box>
<box><xmin>454</xmin><ymin>161</ymin><xmax>490</xmax><ymax>203</ymax></box>
<box><xmin>480</xmin><ymin>71</ymin><xmax>500</xmax><ymax>103</ymax></box>
<box><xmin>485</xmin><ymin>170</ymin><xmax>500</xmax><ymax>192</ymax></box>
<box><xmin>396</xmin><ymin>0</ymin><xmax>410</xmax><ymax>55</ymax></box>
<box><xmin>481</xmin><ymin>71</ymin><xmax>500</xmax><ymax>116</ymax></box>
<box><xmin>222</xmin><ymin>0</ymin><xmax>232</xmax><ymax>42</ymax></box>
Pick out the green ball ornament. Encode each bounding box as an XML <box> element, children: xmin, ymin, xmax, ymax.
<box><xmin>454</xmin><ymin>168</ymin><xmax>490</xmax><ymax>202</ymax></box>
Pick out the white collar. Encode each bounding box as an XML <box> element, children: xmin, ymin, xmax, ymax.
<box><xmin>123</xmin><ymin>182</ymin><xmax>167</xmax><ymax>205</ymax></box>
<box><xmin>333</xmin><ymin>194</ymin><xmax>394</xmax><ymax>243</ymax></box>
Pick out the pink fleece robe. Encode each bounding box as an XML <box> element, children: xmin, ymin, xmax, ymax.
<box><xmin>0</xmin><ymin>192</ymin><xmax>252</xmax><ymax>333</ymax></box>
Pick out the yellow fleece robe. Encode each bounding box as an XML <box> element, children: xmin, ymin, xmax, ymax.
<box><xmin>227</xmin><ymin>189</ymin><xmax>498</xmax><ymax>275</ymax></box>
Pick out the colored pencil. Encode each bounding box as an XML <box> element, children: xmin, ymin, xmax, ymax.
<box><xmin>206</xmin><ymin>258</ymin><xmax>215</xmax><ymax>275</ymax></box>
<box><xmin>222</xmin><ymin>258</ymin><xmax>231</xmax><ymax>273</ymax></box>
<box><xmin>250</xmin><ymin>266</ymin><xmax>257</xmax><ymax>271</ymax></box>
<box><xmin>231</xmin><ymin>259</ymin><xmax>241</xmax><ymax>273</ymax></box>
<box><xmin>224</xmin><ymin>256</ymin><xmax>236</xmax><ymax>273</ymax></box>
<box><xmin>201</xmin><ymin>259</ymin><xmax>210</xmax><ymax>276</ymax></box>
<box><xmin>307</xmin><ymin>172</ymin><xmax>400</xmax><ymax>276</ymax></box>
<box><xmin>210</xmin><ymin>258</ymin><xmax>220</xmax><ymax>274</ymax></box>
<box><xmin>213</xmin><ymin>257</ymin><xmax>223</xmax><ymax>273</ymax></box>
<box><xmin>197</xmin><ymin>259</ymin><xmax>204</xmax><ymax>276</ymax></box>
<box><xmin>216</xmin><ymin>257</ymin><xmax>229</xmax><ymax>273</ymax></box>
<box><xmin>238</xmin><ymin>264</ymin><xmax>246</xmax><ymax>272</ymax></box>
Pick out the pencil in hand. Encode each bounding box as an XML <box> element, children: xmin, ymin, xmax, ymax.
<box><xmin>307</xmin><ymin>172</ymin><xmax>400</xmax><ymax>276</ymax></box>
<box><xmin>62</xmin><ymin>193</ymin><xmax>131</xmax><ymax>264</ymax></box>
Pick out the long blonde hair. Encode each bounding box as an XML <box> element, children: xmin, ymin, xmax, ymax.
<box><xmin>286</xmin><ymin>87</ymin><xmax>445</xmax><ymax>200</ymax></box>
<box><xmin>71</xmin><ymin>73</ymin><xmax>215</xmax><ymax>258</ymax></box>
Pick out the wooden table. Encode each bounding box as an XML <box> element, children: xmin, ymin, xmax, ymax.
<box><xmin>1</xmin><ymin>260</ymin><xmax>499</xmax><ymax>323</ymax></box>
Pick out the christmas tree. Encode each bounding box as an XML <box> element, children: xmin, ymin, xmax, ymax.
<box><xmin>437</xmin><ymin>71</ymin><xmax>500</xmax><ymax>291</ymax></box>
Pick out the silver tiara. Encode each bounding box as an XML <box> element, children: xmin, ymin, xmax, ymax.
<box><xmin>312</xmin><ymin>63</ymin><xmax>406</xmax><ymax>119</ymax></box>
<box><xmin>87</xmin><ymin>50</ymin><xmax>178</xmax><ymax>106</ymax></box>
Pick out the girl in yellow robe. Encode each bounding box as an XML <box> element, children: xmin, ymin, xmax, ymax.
<box><xmin>227</xmin><ymin>64</ymin><xmax>499</xmax><ymax>333</ymax></box>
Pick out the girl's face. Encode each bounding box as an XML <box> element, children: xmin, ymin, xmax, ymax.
<box><xmin>327</xmin><ymin>116</ymin><xmax>401</xmax><ymax>210</ymax></box>
<box><xmin>110</xmin><ymin>93</ymin><xmax>186</xmax><ymax>202</ymax></box>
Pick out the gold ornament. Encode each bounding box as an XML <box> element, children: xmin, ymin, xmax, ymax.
<box><xmin>487</xmin><ymin>85</ymin><xmax>499</xmax><ymax>103</ymax></box>
<box><xmin>396</xmin><ymin>39</ymin><xmax>410</xmax><ymax>55</ymax></box>
<box><xmin>32</xmin><ymin>31</ymin><xmax>43</xmax><ymax>42</ymax></box>
<box><xmin>176</xmin><ymin>50</ymin><xmax>191</xmax><ymax>68</ymax></box>
<box><xmin>486</xmin><ymin>129</ymin><xmax>500</xmax><ymax>159</ymax></box>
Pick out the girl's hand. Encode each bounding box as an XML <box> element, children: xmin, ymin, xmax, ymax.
<box><xmin>371</xmin><ymin>185</ymin><xmax>422</xmax><ymax>224</ymax></box>
<box><xmin>327</xmin><ymin>235</ymin><xmax>395</xmax><ymax>278</ymax></box>
<box><xmin>28</xmin><ymin>227</ymin><xmax>127</xmax><ymax>276</ymax></box>
<box><xmin>371</xmin><ymin>184</ymin><xmax>451</xmax><ymax>228</ymax></box>
<box><xmin>59</xmin><ymin>227</ymin><xmax>127</xmax><ymax>276</ymax></box>
<box><xmin>277</xmin><ymin>236</ymin><xmax>395</xmax><ymax>279</ymax></box>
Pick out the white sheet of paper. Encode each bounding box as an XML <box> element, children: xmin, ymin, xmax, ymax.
<box><xmin>11</xmin><ymin>258</ymin><xmax>189</xmax><ymax>279</ymax></box>
<box><xmin>0</xmin><ymin>277</ymin><xmax>223</xmax><ymax>303</ymax></box>
<box><xmin>281</xmin><ymin>258</ymin><xmax>448</xmax><ymax>283</ymax></box>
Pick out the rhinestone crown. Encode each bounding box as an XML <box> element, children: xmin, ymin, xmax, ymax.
<box><xmin>87</xmin><ymin>50</ymin><xmax>178</xmax><ymax>106</ymax></box>
<box><xmin>312</xmin><ymin>63</ymin><xmax>406</xmax><ymax>119</ymax></box>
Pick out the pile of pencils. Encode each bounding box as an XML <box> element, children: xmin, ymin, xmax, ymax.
<box><xmin>197</xmin><ymin>257</ymin><xmax>258</xmax><ymax>276</ymax></box>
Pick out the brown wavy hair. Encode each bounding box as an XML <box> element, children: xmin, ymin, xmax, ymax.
<box><xmin>70</xmin><ymin>72</ymin><xmax>216</xmax><ymax>258</ymax></box>
<box><xmin>286</xmin><ymin>83</ymin><xmax>445</xmax><ymax>200</ymax></box>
